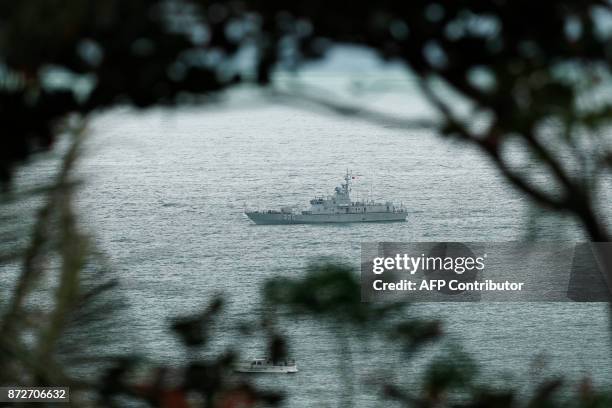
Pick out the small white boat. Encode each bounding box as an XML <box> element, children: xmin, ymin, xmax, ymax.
<box><xmin>234</xmin><ymin>358</ymin><xmax>298</xmax><ymax>373</ymax></box>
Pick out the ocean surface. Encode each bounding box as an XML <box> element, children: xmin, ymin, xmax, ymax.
<box><xmin>5</xmin><ymin>73</ymin><xmax>612</xmax><ymax>406</ymax></box>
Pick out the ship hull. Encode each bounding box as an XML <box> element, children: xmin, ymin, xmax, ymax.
<box><xmin>245</xmin><ymin>211</ymin><xmax>406</xmax><ymax>224</ymax></box>
<box><xmin>234</xmin><ymin>365</ymin><xmax>298</xmax><ymax>373</ymax></box>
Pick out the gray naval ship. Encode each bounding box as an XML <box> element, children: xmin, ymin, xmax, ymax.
<box><xmin>245</xmin><ymin>172</ymin><xmax>406</xmax><ymax>224</ymax></box>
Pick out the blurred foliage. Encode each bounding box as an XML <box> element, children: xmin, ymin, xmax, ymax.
<box><xmin>2</xmin><ymin>0</ymin><xmax>612</xmax><ymax>407</ymax></box>
<box><xmin>98</xmin><ymin>296</ymin><xmax>283</xmax><ymax>408</ymax></box>
<box><xmin>265</xmin><ymin>263</ymin><xmax>612</xmax><ymax>408</ymax></box>
<box><xmin>0</xmin><ymin>129</ymin><xmax>280</xmax><ymax>406</ymax></box>
<box><xmin>264</xmin><ymin>261</ymin><xmax>408</xmax><ymax>326</ymax></box>
<box><xmin>264</xmin><ymin>261</ymin><xmax>441</xmax><ymax>407</ymax></box>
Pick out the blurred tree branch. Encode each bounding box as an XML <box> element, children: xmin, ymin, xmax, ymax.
<box><xmin>416</xmin><ymin>76</ymin><xmax>609</xmax><ymax>241</ymax></box>
<box><xmin>1</xmin><ymin>122</ymin><xmax>85</xmax><ymax>336</ymax></box>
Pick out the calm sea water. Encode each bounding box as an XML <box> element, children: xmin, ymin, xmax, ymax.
<box><xmin>6</xmin><ymin>74</ymin><xmax>612</xmax><ymax>406</ymax></box>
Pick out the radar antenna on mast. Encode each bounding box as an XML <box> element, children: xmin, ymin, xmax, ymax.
<box><xmin>343</xmin><ymin>169</ymin><xmax>364</xmax><ymax>195</ymax></box>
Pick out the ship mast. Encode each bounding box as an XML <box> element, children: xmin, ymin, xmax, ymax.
<box><xmin>344</xmin><ymin>169</ymin><xmax>352</xmax><ymax>196</ymax></box>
